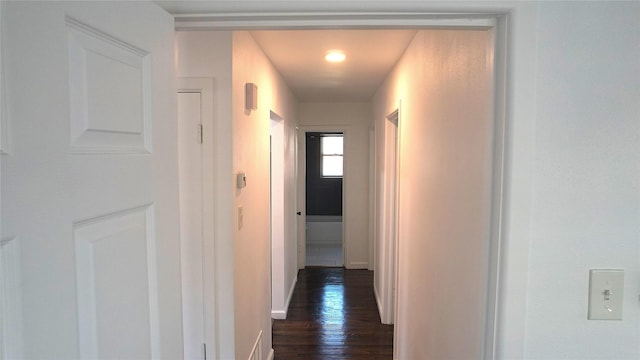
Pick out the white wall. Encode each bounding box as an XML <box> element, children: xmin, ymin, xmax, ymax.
<box><xmin>231</xmin><ymin>31</ymin><xmax>297</xmax><ymax>360</ymax></box>
<box><xmin>373</xmin><ymin>29</ymin><xmax>495</xmax><ymax>359</ymax></box>
<box><xmin>298</xmin><ymin>102</ymin><xmax>371</xmax><ymax>268</ymax></box>
<box><xmin>20</xmin><ymin>2</ymin><xmax>635</xmax><ymax>360</ymax></box>
<box><xmin>269</xmin><ymin>110</ymin><xmax>299</xmax><ymax>320</ymax></box>
<box><xmin>175</xmin><ymin>31</ymin><xmax>236</xmax><ymax>360</ymax></box>
<box><xmin>177</xmin><ymin>30</ymin><xmax>298</xmax><ymax>359</ymax></box>
<box><xmin>371</xmin><ymin>2</ymin><xmax>640</xmax><ymax>359</ymax></box>
<box><xmin>306</xmin><ymin>216</ymin><xmax>343</xmax><ymax>245</ymax></box>
<box><xmin>524</xmin><ymin>2</ymin><xmax>640</xmax><ymax>358</ymax></box>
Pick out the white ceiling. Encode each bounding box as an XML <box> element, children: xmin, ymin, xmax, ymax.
<box><xmin>157</xmin><ymin>2</ymin><xmax>497</xmax><ymax>102</ymax></box>
<box><xmin>249</xmin><ymin>30</ymin><xmax>417</xmax><ymax>102</ymax></box>
<box><xmin>157</xmin><ymin>2</ymin><xmax>420</xmax><ymax>102</ymax></box>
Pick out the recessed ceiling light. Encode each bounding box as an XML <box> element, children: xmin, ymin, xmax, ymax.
<box><xmin>325</xmin><ymin>50</ymin><xmax>346</xmax><ymax>63</ymax></box>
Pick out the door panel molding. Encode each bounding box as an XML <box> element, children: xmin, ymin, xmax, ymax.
<box><xmin>66</xmin><ymin>17</ymin><xmax>151</xmax><ymax>154</ymax></box>
<box><xmin>73</xmin><ymin>204</ymin><xmax>159</xmax><ymax>359</ymax></box>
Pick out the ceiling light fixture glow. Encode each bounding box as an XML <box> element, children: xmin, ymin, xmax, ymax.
<box><xmin>325</xmin><ymin>50</ymin><xmax>346</xmax><ymax>63</ymax></box>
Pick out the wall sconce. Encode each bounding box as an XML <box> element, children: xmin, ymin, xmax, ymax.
<box><xmin>245</xmin><ymin>83</ymin><xmax>257</xmax><ymax>110</ymax></box>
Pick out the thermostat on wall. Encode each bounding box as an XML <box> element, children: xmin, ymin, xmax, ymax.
<box><xmin>237</xmin><ymin>172</ymin><xmax>247</xmax><ymax>189</ymax></box>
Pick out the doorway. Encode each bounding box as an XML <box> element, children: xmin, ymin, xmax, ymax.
<box><xmin>304</xmin><ymin>132</ymin><xmax>344</xmax><ymax>267</ymax></box>
<box><xmin>172</xmin><ymin>10</ymin><xmax>508</xmax><ymax>358</ymax></box>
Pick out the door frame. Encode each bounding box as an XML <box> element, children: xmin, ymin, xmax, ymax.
<box><xmin>269</xmin><ymin>110</ymin><xmax>288</xmax><ymax>319</ymax></box>
<box><xmin>177</xmin><ymin>77</ymin><xmax>218</xmax><ymax>359</ymax></box>
<box><xmin>0</xmin><ymin>0</ymin><xmax>8</xmax><ymax>156</ymax></box>
<box><xmin>297</xmin><ymin>125</ymin><xmax>349</xmax><ymax>269</ymax></box>
<box><xmin>377</xmin><ymin>108</ymin><xmax>400</xmax><ymax>325</ymax></box>
<box><xmin>174</xmin><ymin>10</ymin><xmax>512</xmax><ymax>360</ymax></box>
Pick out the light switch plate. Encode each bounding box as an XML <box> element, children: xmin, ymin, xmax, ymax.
<box><xmin>588</xmin><ymin>269</ymin><xmax>624</xmax><ymax>320</ymax></box>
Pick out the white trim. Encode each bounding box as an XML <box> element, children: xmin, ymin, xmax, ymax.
<box><xmin>270</xmin><ymin>310</ymin><xmax>286</xmax><ymax>320</ymax></box>
<box><xmin>373</xmin><ymin>278</ymin><xmax>383</xmax><ymax>321</ymax></box>
<box><xmin>271</xmin><ymin>273</ymin><xmax>297</xmax><ymax>320</ymax></box>
<box><xmin>269</xmin><ymin>110</ymin><xmax>289</xmax><ymax>322</ymax></box>
<box><xmin>171</xmin><ymin>8</ymin><xmax>514</xmax><ymax>360</ymax></box>
<box><xmin>284</xmin><ymin>273</ymin><xmax>297</xmax><ymax>317</ymax></box>
<box><xmin>368</xmin><ymin>128</ymin><xmax>375</xmax><ymax>271</ymax></box>
<box><xmin>379</xmin><ymin>108</ymin><xmax>399</xmax><ymax>326</ymax></box>
<box><xmin>392</xmin><ymin>103</ymin><xmax>403</xmax><ymax>357</ymax></box>
<box><xmin>266</xmin><ymin>348</ymin><xmax>275</xmax><ymax>360</ymax></box>
<box><xmin>175</xmin><ymin>12</ymin><xmax>497</xmax><ymax>30</ymax></box>
<box><xmin>484</xmin><ymin>15</ymin><xmax>509</xmax><ymax>360</ymax></box>
<box><xmin>348</xmin><ymin>261</ymin><xmax>369</xmax><ymax>268</ymax></box>
<box><xmin>177</xmin><ymin>77</ymin><xmax>220</xmax><ymax>360</ymax></box>
<box><xmin>296</xmin><ymin>127</ymin><xmax>306</xmax><ymax>269</ymax></box>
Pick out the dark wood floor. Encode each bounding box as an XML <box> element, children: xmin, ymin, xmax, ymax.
<box><xmin>272</xmin><ymin>268</ymin><xmax>394</xmax><ymax>360</ymax></box>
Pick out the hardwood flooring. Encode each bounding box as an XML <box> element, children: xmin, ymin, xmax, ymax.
<box><xmin>272</xmin><ymin>268</ymin><xmax>394</xmax><ymax>360</ymax></box>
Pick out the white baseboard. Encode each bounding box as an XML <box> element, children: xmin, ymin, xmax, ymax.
<box><xmin>271</xmin><ymin>273</ymin><xmax>298</xmax><ymax>320</ymax></box>
<box><xmin>307</xmin><ymin>241</ymin><xmax>342</xmax><ymax>246</ymax></box>
<box><xmin>266</xmin><ymin>348</ymin><xmax>274</xmax><ymax>360</ymax></box>
<box><xmin>271</xmin><ymin>309</ymin><xmax>286</xmax><ymax>319</ymax></box>
<box><xmin>285</xmin><ymin>273</ymin><xmax>297</xmax><ymax>312</ymax></box>
<box><xmin>346</xmin><ymin>261</ymin><xmax>369</xmax><ymax>269</ymax></box>
<box><xmin>373</xmin><ymin>282</ymin><xmax>383</xmax><ymax>319</ymax></box>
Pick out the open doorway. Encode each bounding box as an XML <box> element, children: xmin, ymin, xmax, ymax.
<box><xmin>176</xmin><ymin>14</ymin><xmax>507</xmax><ymax>359</ymax></box>
<box><xmin>304</xmin><ymin>132</ymin><xmax>344</xmax><ymax>267</ymax></box>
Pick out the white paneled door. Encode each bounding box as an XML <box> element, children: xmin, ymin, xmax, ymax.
<box><xmin>1</xmin><ymin>2</ymin><xmax>182</xmax><ymax>359</ymax></box>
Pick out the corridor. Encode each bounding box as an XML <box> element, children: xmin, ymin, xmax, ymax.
<box><xmin>273</xmin><ymin>268</ymin><xmax>393</xmax><ymax>359</ymax></box>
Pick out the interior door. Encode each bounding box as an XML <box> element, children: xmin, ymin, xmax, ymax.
<box><xmin>1</xmin><ymin>2</ymin><xmax>181</xmax><ymax>358</ymax></box>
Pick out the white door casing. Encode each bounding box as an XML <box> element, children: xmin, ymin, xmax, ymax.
<box><xmin>270</xmin><ymin>111</ymin><xmax>287</xmax><ymax>319</ymax></box>
<box><xmin>178</xmin><ymin>91</ymin><xmax>204</xmax><ymax>359</ymax></box>
<box><xmin>297</xmin><ymin>125</ymin><xmax>350</xmax><ymax>269</ymax></box>
<box><xmin>379</xmin><ymin>109</ymin><xmax>399</xmax><ymax>325</ymax></box>
<box><xmin>296</xmin><ymin>128</ymin><xmax>306</xmax><ymax>269</ymax></box>
<box><xmin>175</xmin><ymin>9</ymin><xmax>512</xmax><ymax>359</ymax></box>
<box><xmin>178</xmin><ymin>77</ymin><xmax>218</xmax><ymax>360</ymax></box>
<box><xmin>1</xmin><ymin>2</ymin><xmax>181</xmax><ymax>358</ymax></box>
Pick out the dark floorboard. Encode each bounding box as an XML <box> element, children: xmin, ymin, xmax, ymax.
<box><xmin>273</xmin><ymin>268</ymin><xmax>394</xmax><ymax>360</ymax></box>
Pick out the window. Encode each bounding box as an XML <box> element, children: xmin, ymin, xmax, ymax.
<box><xmin>321</xmin><ymin>134</ymin><xmax>343</xmax><ymax>177</ymax></box>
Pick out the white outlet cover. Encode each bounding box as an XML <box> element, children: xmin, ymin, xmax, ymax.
<box><xmin>588</xmin><ymin>269</ymin><xmax>624</xmax><ymax>320</ymax></box>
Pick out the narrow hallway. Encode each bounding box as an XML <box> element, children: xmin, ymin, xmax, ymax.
<box><xmin>273</xmin><ymin>268</ymin><xmax>393</xmax><ymax>359</ymax></box>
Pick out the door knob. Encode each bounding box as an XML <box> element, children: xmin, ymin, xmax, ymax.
<box><xmin>296</xmin><ymin>211</ymin><xmax>302</xmax><ymax>215</ymax></box>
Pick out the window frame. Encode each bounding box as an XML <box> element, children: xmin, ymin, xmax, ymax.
<box><xmin>320</xmin><ymin>133</ymin><xmax>344</xmax><ymax>178</ymax></box>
